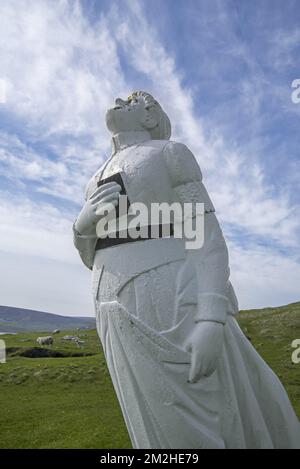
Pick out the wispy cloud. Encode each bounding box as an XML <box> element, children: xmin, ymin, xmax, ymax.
<box><xmin>1</xmin><ymin>0</ymin><xmax>123</xmax><ymax>136</ymax></box>
<box><xmin>108</xmin><ymin>0</ymin><xmax>300</xmax><ymax>247</ymax></box>
<box><xmin>0</xmin><ymin>0</ymin><xmax>299</xmax><ymax>315</ymax></box>
<box><xmin>229</xmin><ymin>241</ymin><xmax>300</xmax><ymax>309</ymax></box>
<box><xmin>0</xmin><ymin>0</ymin><xmax>129</xmax><ymax>200</ymax></box>
<box><xmin>0</xmin><ymin>189</ymin><xmax>75</xmax><ymax>263</ymax></box>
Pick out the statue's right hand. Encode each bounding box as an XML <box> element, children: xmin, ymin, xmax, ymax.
<box><xmin>75</xmin><ymin>182</ymin><xmax>122</xmax><ymax>235</ymax></box>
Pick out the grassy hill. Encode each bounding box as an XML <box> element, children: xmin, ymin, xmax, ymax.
<box><xmin>0</xmin><ymin>301</ymin><xmax>299</xmax><ymax>448</ymax></box>
<box><xmin>237</xmin><ymin>301</ymin><xmax>300</xmax><ymax>418</ymax></box>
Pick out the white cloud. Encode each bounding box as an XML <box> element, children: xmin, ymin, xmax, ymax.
<box><xmin>0</xmin><ymin>0</ymin><xmax>298</xmax><ymax>315</ymax></box>
<box><xmin>0</xmin><ymin>0</ymin><xmax>130</xmax><ymax>201</ymax></box>
<box><xmin>0</xmin><ymin>250</ymin><xmax>93</xmax><ymax>317</ymax></box>
<box><xmin>108</xmin><ymin>0</ymin><xmax>300</xmax><ymax>247</ymax></box>
<box><xmin>0</xmin><ymin>190</ymin><xmax>75</xmax><ymax>263</ymax></box>
<box><xmin>0</xmin><ymin>190</ymin><xmax>94</xmax><ymax>317</ymax></box>
<box><xmin>229</xmin><ymin>241</ymin><xmax>300</xmax><ymax>309</ymax></box>
<box><xmin>106</xmin><ymin>0</ymin><xmax>300</xmax><ymax>308</ymax></box>
<box><xmin>0</xmin><ymin>0</ymin><xmax>124</xmax><ymax>137</ymax></box>
<box><xmin>0</xmin><ymin>132</ymin><xmax>67</xmax><ymax>180</ymax></box>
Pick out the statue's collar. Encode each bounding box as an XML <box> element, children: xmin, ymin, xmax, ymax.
<box><xmin>111</xmin><ymin>130</ymin><xmax>151</xmax><ymax>154</ymax></box>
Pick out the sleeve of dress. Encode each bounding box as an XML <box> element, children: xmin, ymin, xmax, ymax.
<box><xmin>72</xmin><ymin>223</ymin><xmax>97</xmax><ymax>270</ymax></box>
<box><xmin>164</xmin><ymin>141</ymin><xmax>230</xmax><ymax>325</ymax></box>
<box><xmin>72</xmin><ymin>175</ymin><xmax>98</xmax><ymax>271</ymax></box>
<box><xmin>162</xmin><ymin>141</ymin><xmax>215</xmax><ymax>214</ymax></box>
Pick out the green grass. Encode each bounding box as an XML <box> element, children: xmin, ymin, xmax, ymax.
<box><xmin>237</xmin><ymin>301</ymin><xmax>300</xmax><ymax>419</ymax></box>
<box><xmin>0</xmin><ymin>330</ymin><xmax>131</xmax><ymax>448</ymax></box>
<box><xmin>0</xmin><ymin>302</ymin><xmax>299</xmax><ymax>448</ymax></box>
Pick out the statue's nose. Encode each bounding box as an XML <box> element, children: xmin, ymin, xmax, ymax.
<box><xmin>115</xmin><ymin>98</ymin><xmax>126</xmax><ymax>106</ymax></box>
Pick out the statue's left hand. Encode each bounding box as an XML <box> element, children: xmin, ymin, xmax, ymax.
<box><xmin>185</xmin><ymin>321</ymin><xmax>224</xmax><ymax>383</ymax></box>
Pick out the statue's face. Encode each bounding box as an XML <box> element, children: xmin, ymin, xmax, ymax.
<box><xmin>106</xmin><ymin>94</ymin><xmax>153</xmax><ymax>134</ymax></box>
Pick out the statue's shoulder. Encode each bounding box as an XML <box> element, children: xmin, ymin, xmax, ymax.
<box><xmin>141</xmin><ymin>139</ymin><xmax>191</xmax><ymax>156</ymax></box>
<box><xmin>141</xmin><ymin>139</ymin><xmax>190</xmax><ymax>155</ymax></box>
<box><xmin>160</xmin><ymin>140</ymin><xmax>197</xmax><ymax>168</ymax></box>
<box><xmin>140</xmin><ymin>140</ymin><xmax>198</xmax><ymax>176</ymax></box>
<box><xmin>162</xmin><ymin>140</ymin><xmax>203</xmax><ymax>182</ymax></box>
<box><xmin>140</xmin><ymin>139</ymin><xmax>169</xmax><ymax>152</ymax></box>
<box><xmin>162</xmin><ymin>140</ymin><xmax>192</xmax><ymax>156</ymax></box>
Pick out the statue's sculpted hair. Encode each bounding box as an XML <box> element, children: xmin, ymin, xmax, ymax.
<box><xmin>128</xmin><ymin>91</ymin><xmax>171</xmax><ymax>140</ymax></box>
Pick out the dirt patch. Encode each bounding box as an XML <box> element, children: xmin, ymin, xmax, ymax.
<box><xmin>6</xmin><ymin>347</ymin><xmax>95</xmax><ymax>358</ymax></box>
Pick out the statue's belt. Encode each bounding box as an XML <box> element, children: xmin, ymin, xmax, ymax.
<box><xmin>95</xmin><ymin>224</ymin><xmax>174</xmax><ymax>250</ymax></box>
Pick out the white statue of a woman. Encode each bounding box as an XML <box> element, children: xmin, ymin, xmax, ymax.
<box><xmin>73</xmin><ymin>91</ymin><xmax>300</xmax><ymax>449</ymax></box>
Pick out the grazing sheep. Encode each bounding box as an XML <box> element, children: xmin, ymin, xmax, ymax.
<box><xmin>62</xmin><ymin>335</ymin><xmax>85</xmax><ymax>347</ymax></box>
<box><xmin>37</xmin><ymin>336</ymin><xmax>53</xmax><ymax>346</ymax></box>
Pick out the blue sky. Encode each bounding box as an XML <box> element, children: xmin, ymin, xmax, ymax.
<box><xmin>0</xmin><ymin>0</ymin><xmax>299</xmax><ymax>316</ymax></box>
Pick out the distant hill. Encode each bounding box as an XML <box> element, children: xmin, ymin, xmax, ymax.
<box><xmin>0</xmin><ymin>305</ymin><xmax>95</xmax><ymax>333</ymax></box>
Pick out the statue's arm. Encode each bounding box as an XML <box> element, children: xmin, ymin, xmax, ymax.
<box><xmin>164</xmin><ymin>142</ymin><xmax>228</xmax><ymax>322</ymax></box>
<box><xmin>163</xmin><ymin>141</ymin><xmax>214</xmax><ymax>214</ymax></box>
<box><xmin>164</xmin><ymin>142</ymin><xmax>228</xmax><ymax>320</ymax></box>
<box><xmin>73</xmin><ymin>178</ymin><xmax>98</xmax><ymax>270</ymax></box>
<box><xmin>73</xmin><ymin>223</ymin><xmax>97</xmax><ymax>270</ymax></box>
<box><xmin>73</xmin><ymin>177</ymin><xmax>122</xmax><ymax>270</ymax></box>
<box><xmin>164</xmin><ymin>142</ymin><xmax>229</xmax><ymax>381</ymax></box>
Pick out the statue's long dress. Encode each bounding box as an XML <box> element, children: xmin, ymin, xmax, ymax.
<box><xmin>92</xmin><ymin>215</ymin><xmax>300</xmax><ymax>449</ymax></box>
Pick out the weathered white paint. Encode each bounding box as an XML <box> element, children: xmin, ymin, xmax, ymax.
<box><xmin>74</xmin><ymin>91</ymin><xmax>300</xmax><ymax>449</ymax></box>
